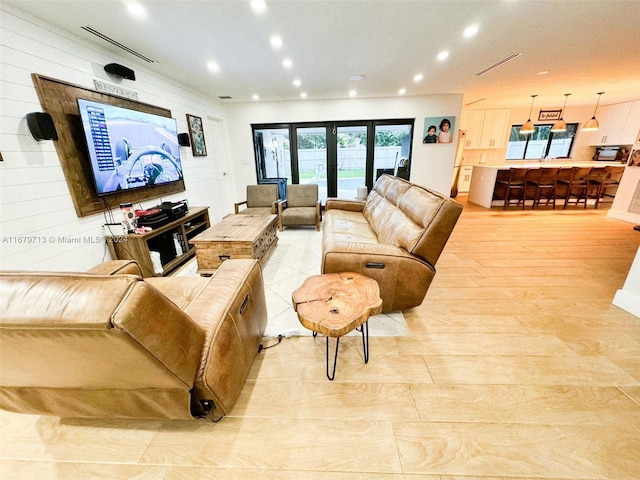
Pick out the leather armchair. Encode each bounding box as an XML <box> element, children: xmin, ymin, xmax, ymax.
<box><xmin>277</xmin><ymin>183</ymin><xmax>321</xmax><ymax>231</ymax></box>
<box><xmin>0</xmin><ymin>259</ymin><xmax>267</xmax><ymax>420</ymax></box>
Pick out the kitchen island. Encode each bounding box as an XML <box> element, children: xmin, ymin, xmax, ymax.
<box><xmin>467</xmin><ymin>161</ymin><xmax>625</xmax><ymax>208</ymax></box>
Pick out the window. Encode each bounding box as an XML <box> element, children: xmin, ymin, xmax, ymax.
<box><xmin>506</xmin><ymin>123</ymin><xmax>578</xmax><ymax>160</ymax></box>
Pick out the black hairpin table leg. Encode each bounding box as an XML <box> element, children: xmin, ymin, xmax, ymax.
<box><xmin>326</xmin><ymin>336</ymin><xmax>340</xmax><ymax>381</ymax></box>
<box><xmin>356</xmin><ymin>321</ymin><xmax>369</xmax><ymax>364</ymax></box>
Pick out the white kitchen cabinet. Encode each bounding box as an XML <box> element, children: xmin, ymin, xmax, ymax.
<box><xmin>479</xmin><ymin>109</ymin><xmax>510</xmax><ymax>148</ymax></box>
<box><xmin>460</xmin><ymin>110</ymin><xmax>484</xmax><ymax>148</ymax></box>
<box><xmin>621</xmin><ymin>101</ymin><xmax>640</xmax><ymax>145</ymax></box>
<box><xmin>586</xmin><ymin>100</ymin><xmax>640</xmax><ymax>146</ymax></box>
<box><xmin>460</xmin><ymin>109</ymin><xmax>510</xmax><ymax>149</ymax></box>
<box><xmin>457</xmin><ymin>165</ymin><xmax>474</xmax><ymax>192</ymax></box>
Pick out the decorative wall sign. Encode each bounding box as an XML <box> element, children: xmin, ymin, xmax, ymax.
<box><xmin>93</xmin><ymin>80</ymin><xmax>138</xmax><ymax>100</ymax></box>
<box><xmin>186</xmin><ymin>114</ymin><xmax>207</xmax><ymax>156</ymax></box>
<box><xmin>538</xmin><ymin>109</ymin><xmax>562</xmax><ymax>121</ymax></box>
<box><xmin>422</xmin><ymin>116</ymin><xmax>456</xmax><ymax>144</ymax></box>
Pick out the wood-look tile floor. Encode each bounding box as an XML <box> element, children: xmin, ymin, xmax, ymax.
<box><xmin>2</xmin><ymin>197</ymin><xmax>640</xmax><ymax>479</ymax></box>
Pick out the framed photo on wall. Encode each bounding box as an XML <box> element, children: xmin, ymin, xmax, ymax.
<box><xmin>186</xmin><ymin>114</ymin><xmax>207</xmax><ymax>156</ymax></box>
<box><xmin>423</xmin><ymin>116</ymin><xmax>455</xmax><ymax>144</ymax></box>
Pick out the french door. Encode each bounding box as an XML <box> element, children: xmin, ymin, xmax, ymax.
<box><xmin>253</xmin><ymin>119</ymin><xmax>414</xmax><ymax>204</ymax></box>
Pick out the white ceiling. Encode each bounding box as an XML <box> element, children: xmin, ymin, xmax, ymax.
<box><xmin>6</xmin><ymin>0</ymin><xmax>640</xmax><ymax>109</ymax></box>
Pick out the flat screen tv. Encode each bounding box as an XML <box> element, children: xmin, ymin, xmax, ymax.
<box><xmin>77</xmin><ymin>98</ymin><xmax>183</xmax><ymax>196</ymax></box>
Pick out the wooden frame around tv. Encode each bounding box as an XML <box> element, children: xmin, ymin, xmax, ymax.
<box><xmin>31</xmin><ymin>74</ymin><xmax>186</xmax><ymax>217</ymax></box>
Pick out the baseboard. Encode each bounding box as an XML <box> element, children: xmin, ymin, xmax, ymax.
<box><xmin>607</xmin><ymin>209</ymin><xmax>640</xmax><ymax>224</ymax></box>
<box><xmin>613</xmin><ymin>289</ymin><xmax>640</xmax><ymax>318</ymax></box>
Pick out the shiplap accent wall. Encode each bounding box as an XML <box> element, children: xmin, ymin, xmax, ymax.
<box><xmin>0</xmin><ymin>6</ymin><xmax>235</xmax><ymax>271</ymax></box>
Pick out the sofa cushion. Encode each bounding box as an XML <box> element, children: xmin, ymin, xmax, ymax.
<box><xmin>322</xmin><ymin>209</ymin><xmax>375</xmax><ymax>240</ymax></box>
<box><xmin>146</xmin><ymin>276</ymin><xmax>209</xmax><ymax>310</ymax></box>
<box><xmin>282</xmin><ymin>206</ymin><xmax>317</xmax><ymax>225</ymax></box>
<box><xmin>0</xmin><ymin>273</ymin><xmax>139</xmax><ymax>329</ymax></box>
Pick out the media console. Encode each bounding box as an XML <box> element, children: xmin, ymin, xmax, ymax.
<box><xmin>105</xmin><ymin>206</ymin><xmax>210</xmax><ymax>277</ymax></box>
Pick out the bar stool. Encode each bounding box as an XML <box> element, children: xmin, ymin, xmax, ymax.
<box><xmin>557</xmin><ymin>166</ymin><xmax>591</xmax><ymax>209</ymax></box>
<box><xmin>589</xmin><ymin>165</ymin><xmax>625</xmax><ymax>208</ymax></box>
<box><xmin>496</xmin><ymin>168</ymin><xmax>528</xmax><ymax>210</ymax></box>
<box><xmin>586</xmin><ymin>167</ymin><xmax>608</xmax><ymax>208</ymax></box>
<box><xmin>525</xmin><ymin>167</ymin><xmax>558</xmax><ymax>209</ymax></box>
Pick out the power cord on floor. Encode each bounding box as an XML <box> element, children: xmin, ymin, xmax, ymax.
<box><xmin>258</xmin><ymin>334</ymin><xmax>283</xmax><ymax>352</ymax></box>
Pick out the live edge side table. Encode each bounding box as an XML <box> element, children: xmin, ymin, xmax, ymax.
<box><xmin>292</xmin><ymin>272</ymin><xmax>383</xmax><ymax>380</ymax></box>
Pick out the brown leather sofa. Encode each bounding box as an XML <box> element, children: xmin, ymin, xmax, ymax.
<box><xmin>322</xmin><ymin>174</ymin><xmax>463</xmax><ymax>312</ymax></box>
<box><xmin>0</xmin><ymin>258</ymin><xmax>267</xmax><ymax>420</ymax></box>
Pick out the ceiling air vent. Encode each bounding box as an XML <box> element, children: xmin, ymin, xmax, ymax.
<box><xmin>81</xmin><ymin>26</ymin><xmax>156</xmax><ymax>63</ymax></box>
<box><xmin>464</xmin><ymin>97</ymin><xmax>486</xmax><ymax>106</ymax></box>
<box><xmin>474</xmin><ymin>53</ymin><xmax>521</xmax><ymax>77</ymax></box>
<box><xmin>218</xmin><ymin>96</ymin><xmax>233</xmax><ymax>100</ymax></box>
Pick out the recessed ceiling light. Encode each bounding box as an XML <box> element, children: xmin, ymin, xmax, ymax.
<box><xmin>300</xmin><ymin>92</ymin><xmax>307</xmax><ymax>99</ymax></box>
<box><xmin>349</xmin><ymin>89</ymin><xmax>357</xmax><ymax>97</ymax></box>
<box><xmin>293</xmin><ymin>78</ymin><xmax>301</xmax><ymax>87</ymax></box>
<box><xmin>413</xmin><ymin>73</ymin><xmax>423</xmax><ymax>82</ymax></box>
<box><xmin>252</xmin><ymin>94</ymin><xmax>260</xmax><ymax>100</ymax></box>
<box><xmin>270</xmin><ymin>35</ymin><xmax>283</xmax><ymax>50</ymax></box>
<box><xmin>207</xmin><ymin>61</ymin><xmax>220</xmax><ymax>73</ymax></box>
<box><xmin>126</xmin><ymin>2</ymin><xmax>146</xmax><ymax>17</ymax></box>
<box><xmin>251</xmin><ymin>0</ymin><xmax>267</xmax><ymax>14</ymax></box>
<box><xmin>463</xmin><ymin>24</ymin><xmax>479</xmax><ymax>38</ymax></box>
<box><xmin>349</xmin><ymin>74</ymin><xmax>366</xmax><ymax>81</ymax></box>
<box><xmin>398</xmin><ymin>88</ymin><xmax>407</xmax><ymax>95</ymax></box>
<box><xmin>282</xmin><ymin>58</ymin><xmax>293</xmax><ymax>68</ymax></box>
<box><xmin>437</xmin><ymin>50</ymin><xmax>449</xmax><ymax>61</ymax></box>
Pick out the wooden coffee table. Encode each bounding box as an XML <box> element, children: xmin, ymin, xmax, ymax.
<box><xmin>292</xmin><ymin>272</ymin><xmax>383</xmax><ymax>380</ymax></box>
<box><xmin>191</xmin><ymin>214</ymin><xmax>278</xmax><ymax>275</ymax></box>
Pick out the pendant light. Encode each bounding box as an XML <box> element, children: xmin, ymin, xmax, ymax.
<box><xmin>551</xmin><ymin>93</ymin><xmax>571</xmax><ymax>132</ymax></box>
<box><xmin>583</xmin><ymin>92</ymin><xmax>605</xmax><ymax>131</ymax></box>
<box><xmin>519</xmin><ymin>94</ymin><xmax>538</xmax><ymax>134</ymax></box>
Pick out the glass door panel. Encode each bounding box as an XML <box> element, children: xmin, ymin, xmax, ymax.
<box><xmin>296</xmin><ymin>126</ymin><xmax>327</xmax><ymax>203</ymax></box>
<box><xmin>253</xmin><ymin>128</ymin><xmax>291</xmax><ymax>183</ymax></box>
<box><xmin>336</xmin><ymin>125</ymin><xmax>367</xmax><ymax>200</ymax></box>
<box><xmin>373</xmin><ymin>124</ymin><xmax>412</xmax><ymax>181</ymax></box>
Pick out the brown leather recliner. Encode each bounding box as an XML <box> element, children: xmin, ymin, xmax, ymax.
<box><xmin>0</xmin><ymin>258</ymin><xmax>267</xmax><ymax>420</ymax></box>
<box><xmin>322</xmin><ymin>174</ymin><xmax>463</xmax><ymax>312</ymax></box>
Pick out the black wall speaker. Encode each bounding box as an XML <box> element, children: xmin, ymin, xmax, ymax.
<box><xmin>178</xmin><ymin>133</ymin><xmax>191</xmax><ymax>147</ymax></box>
<box><xmin>26</xmin><ymin>112</ymin><xmax>58</xmax><ymax>141</ymax></box>
<box><xmin>104</xmin><ymin>63</ymin><xmax>136</xmax><ymax>81</ymax></box>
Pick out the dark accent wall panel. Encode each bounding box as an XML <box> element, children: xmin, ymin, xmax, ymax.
<box><xmin>31</xmin><ymin>74</ymin><xmax>186</xmax><ymax>217</ymax></box>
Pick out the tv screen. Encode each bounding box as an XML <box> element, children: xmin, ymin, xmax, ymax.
<box><xmin>77</xmin><ymin>99</ymin><xmax>183</xmax><ymax>195</ymax></box>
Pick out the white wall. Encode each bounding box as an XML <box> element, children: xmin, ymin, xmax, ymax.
<box><xmin>0</xmin><ymin>6</ymin><xmax>234</xmax><ymax>271</ymax></box>
<box><xmin>225</xmin><ymin>94</ymin><xmax>463</xmax><ymax>199</ymax></box>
